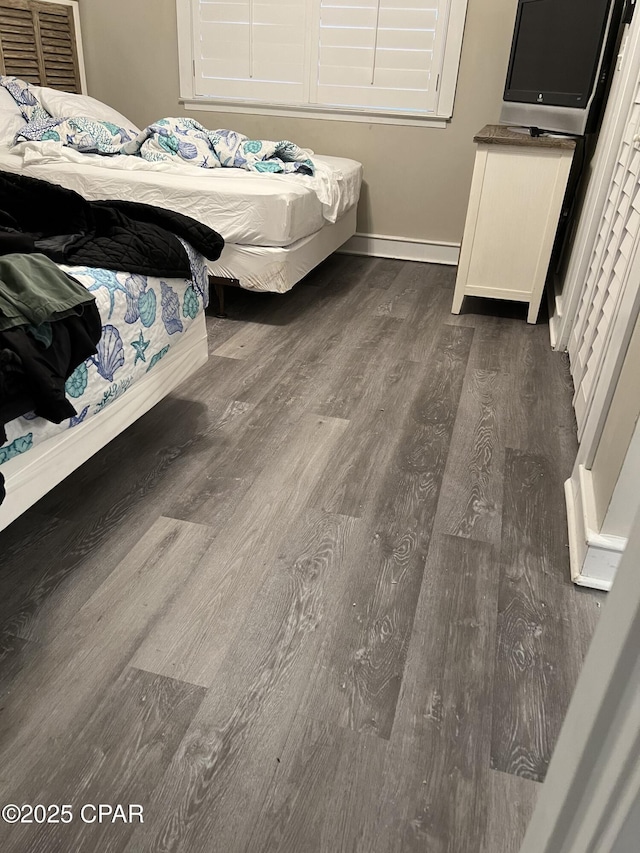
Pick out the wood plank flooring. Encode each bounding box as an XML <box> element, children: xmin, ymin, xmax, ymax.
<box><xmin>0</xmin><ymin>256</ymin><xmax>603</xmax><ymax>853</ymax></box>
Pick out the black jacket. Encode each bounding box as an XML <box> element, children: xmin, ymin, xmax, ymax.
<box><xmin>0</xmin><ymin>170</ymin><xmax>224</xmax><ymax>277</ymax></box>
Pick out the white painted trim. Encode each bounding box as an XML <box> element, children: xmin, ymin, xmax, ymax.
<box><xmin>463</xmin><ymin>284</ymin><xmax>530</xmax><ymax>301</ymax></box>
<box><xmin>180</xmin><ymin>99</ymin><xmax>449</xmax><ymax>129</ymax></box>
<box><xmin>434</xmin><ymin>0</ymin><xmax>469</xmax><ymax>118</ymax></box>
<box><xmin>339</xmin><ymin>233</ymin><xmax>460</xmax><ymax>265</ymax></box>
<box><xmin>547</xmin><ymin>280</ymin><xmax>561</xmax><ymax>348</ymax></box>
<box><xmin>553</xmin><ymin>19</ymin><xmax>640</xmax><ymax>351</ymax></box>
<box><xmin>564</xmin><ymin>466</ymin><xmax>625</xmax><ymax>591</ymax></box>
<box><xmin>519</xmin><ymin>506</ymin><xmax>640</xmax><ymax>853</ymax></box>
<box><xmin>176</xmin><ymin>0</ymin><xmax>195</xmax><ymax>100</ymax></box>
<box><xmin>548</xmin><ymin>313</ymin><xmax>559</xmax><ymax>349</ymax></box>
<box><xmin>579</xmin><ymin>466</ymin><xmax>626</xmax><ymax>552</ymax></box>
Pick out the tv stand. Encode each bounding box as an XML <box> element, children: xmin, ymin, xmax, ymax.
<box><xmin>451</xmin><ymin>124</ymin><xmax>576</xmax><ymax>323</ymax></box>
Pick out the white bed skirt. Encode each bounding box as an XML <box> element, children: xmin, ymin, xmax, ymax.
<box><xmin>208</xmin><ymin>205</ymin><xmax>357</xmax><ymax>293</ymax></box>
<box><xmin>0</xmin><ymin>311</ymin><xmax>208</xmax><ymax>532</ymax></box>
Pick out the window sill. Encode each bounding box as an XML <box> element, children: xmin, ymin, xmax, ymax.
<box><xmin>180</xmin><ymin>99</ymin><xmax>450</xmax><ymax>129</ymax></box>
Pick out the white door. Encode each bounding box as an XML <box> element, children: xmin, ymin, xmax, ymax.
<box><xmin>568</xmin><ymin>73</ymin><xmax>640</xmax><ymax>438</ymax></box>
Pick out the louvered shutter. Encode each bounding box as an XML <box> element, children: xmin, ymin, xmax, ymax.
<box><xmin>568</xmin><ymin>79</ymin><xmax>640</xmax><ymax>436</ymax></box>
<box><xmin>193</xmin><ymin>0</ymin><xmax>309</xmax><ymax>103</ymax></box>
<box><xmin>0</xmin><ymin>0</ymin><xmax>81</xmax><ymax>92</ymax></box>
<box><xmin>34</xmin><ymin>0</ymin><xmax>80</xmax><ymax>92</ymax></box>
<box><xmin>189</xmin><ymin>0</ymin><xmax>452</xmax><ymax>116</ymax></box>
<box><xmin>312</xmin><ymin>0</ymin><xmax>441</xmax><ymax>113</ymax></box>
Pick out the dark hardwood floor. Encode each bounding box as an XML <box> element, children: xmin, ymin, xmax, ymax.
<box><xmin>0</xmin><ymin>256</ymin><xmax>603</xmax><ymax>853</ymax></box>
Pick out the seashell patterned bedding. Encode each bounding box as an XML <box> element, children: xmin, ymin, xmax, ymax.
<box><xmin>0</xmin><ymin>255</ymin><xmax>208</xmax><ymax>467</ymax></box>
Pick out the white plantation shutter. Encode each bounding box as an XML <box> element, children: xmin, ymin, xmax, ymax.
<box><xmin>313</xmin><ymin>0</ymin><xmax>441</xmax><ymax>113</ymax></box>
<box><xmin>183</xmin><ymin>0</ymin><xmax>463</xmax><ymax>117</ymax></box>
<box><xmin>193</xmin><ymin>0</ymin><xmax>309</xmax><ymax>103</ymax></box>
<box><xmin>568</xmin><ymin>77</ymin><xmax>640</xmax><ymax>437</ymax></box>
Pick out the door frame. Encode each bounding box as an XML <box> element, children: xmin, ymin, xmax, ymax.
<box><xmin>519</xmin><ymin>507</ymin><xmax>640</xmax><ymax>853</ymax></box>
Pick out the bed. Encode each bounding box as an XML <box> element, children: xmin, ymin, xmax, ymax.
<box><xmin>0</xmin><ymin>0</ymin><xmax>363</xmax><ymax>301</ymax></box>
<box><xmin>0</xmin><ymin>255</ymin><xmax>210</xmax><ymax>532</ymax></box>
<box><xmin>3</xmin><ymin>141</ymin><xmax>362</xmax><ymax>299</ymax></box>
<box><xmin>0</xmin><ymin>160</ymin><xmax>219</xmax><ymax>532</ymax></box>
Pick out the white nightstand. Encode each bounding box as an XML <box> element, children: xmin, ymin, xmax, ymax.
<box><xmin>452</xmin><ymin>124</ymin><xmax>576</xmax><ymax>324</ymax></box>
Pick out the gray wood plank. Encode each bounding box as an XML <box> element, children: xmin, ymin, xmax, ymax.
<box><xmin>132</xmin><ymin>413</ymin><xmax>350</xmax><ymax>686</ymax></box>
<box><xmin>168</xmin><ymin>311</ymin><xmax>398</xmax><ymax>525</ymax></box>
<box><xmin>36</xmin><ymin>393</ymin><xmax>250</xmax><ymax>523</ymax></box>
<box><xmin>480</xmin><ymin>770</ymin><xmax>540</xmax><ymax>853</ymax></box>
<box><xmin>308</xmin><ymin>357</ymin><xmax>428</xmax><ymax>516</ymax></box>
<box><xmin>363</xmin><ymin>256</ymin><xmax>404</xmax><ymax>290</ymax></box>
<box><xmin>504</xmin><ymin>322</ymin><xmax>578</xmax><ymax>468</ymax></box>
<box><xmin>125</xmin><ymin>509</ymin><xmax>358</xmax><ymax>853</ymax></box>
<box><xmin>433</xmin><ymin>321</ymin><xmax>508</xmax><ymax>545</ymax></box>
<box><xmin>0</xmin><ymin>510</ymin><xmax>157</xmax><ymax>644</ymax></box>
<box><xmin>375</xmin><ymin>261</ymin><xmax>431</xmax><ymax>320</ymax></box>
<box><xmin>491</xmin><ymin>449</ymin><xmax>601</xmax><ymax>781</ymax></box>
<box><xmin>360</xmin><ymin>534</ymin><xmax>500</xmax><ymax>853</ymax></box>
<box><xmin>248</xmin><ymin>716</ymin><xmax>388</xmax><ymax>853</ymax></box>
<box><xmin>300</xmin><ymin>325</ymin><xmax>474</xmax><ymax>738</ymax></box>
<box><xmin>0</xmin><ymin>632</ymin><xmax>32</xmax><ymax>702</ymax></box>
<box><xmin>210</xmin><ymin>255</ymin><xmax>376</xmax><ymax>368</ymax></box>
<box><xmin>1</xmin><ymin>397</ymin><xmax>248</xmax><ymax>644</ymax></box>
<box><xmin>0</xmin><ymin>667</ymin><xmax>205</xmax><ymax>853</ymax></box>
<box><xmin>302</xmin><ymin>251</ymin><xmax>353</xmax><ymax>287</ymax></box>
<box><xmin>397</xmin><ymin>286</ymin><xmax>462</xmax><ymax>364</ymax></box>
<box><xmin>307</xmin><ymin>315</ymin><xmax>405</xmax><ymax>420</ymax></box>
<box><xmin>0</xmin><ymin>517</ymin><xmax>214</xmax><ymax>794</ymax></box>
<box><xmin>164</xmin><ymin>372</ymin><xmax>314</xmax><ymax>526</ymax></box>
<box><xmin>374</xmin><ymin>261</ymin><xmax>455</xmax><ymax>319</ymax></box>
<box><xmin>0</xmin><ymin>512</ymin><xmax>76</xmax><ymax>636</ymax></box>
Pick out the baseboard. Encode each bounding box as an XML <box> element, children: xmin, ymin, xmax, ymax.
<box><xmin>564</xmin><ymin>467</ymin><xmax>625</xmax><ymax>591</ymax></box>
<box><xmin>339</xmin><ymin>232</ymin><xmax>461</xmax><ymax>265</ymax></box>
<box><xmin>547</xmin><ymin>274</ymin><xmax>566</xmax><ymax>351</ymax></box>
<box><xmin>548</xmin><ymin>313</ymin><xmax>559</xmax><ymax>349</ymax></box>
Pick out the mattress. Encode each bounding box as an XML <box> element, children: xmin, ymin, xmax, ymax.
<box><xmin>0</xmin><ymin>146</ymin><xmax>362</xmax><ymax>248</ymax></box>
<box><xmin>0</xmin><ymin>255</ymin><xmax>208</xmax><ymax>466</ymax></box>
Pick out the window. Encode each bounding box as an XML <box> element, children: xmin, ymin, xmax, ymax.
<box><xmin>176</xmin><ymin>0</ymin><xmax>469</xmax><ymax>124</ymax></box>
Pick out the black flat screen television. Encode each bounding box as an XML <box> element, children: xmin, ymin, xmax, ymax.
<box><xmin>501</xmin><ymin>0</ymin><xmax>626</xmax><ymax>135</ymax></box>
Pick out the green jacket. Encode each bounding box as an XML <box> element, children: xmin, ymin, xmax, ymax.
<box><xmin>0</xmin><ymin>253</ymin><xmax>96</xmax><ymax>332</ymax></box>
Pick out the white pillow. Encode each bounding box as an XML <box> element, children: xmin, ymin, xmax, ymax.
<box><xmin>30</xmin><ymin>86</ymin><xmax>141</xmax><ymax>133</ymax></box>
<box><xmin>0</xmin><ymin>86</ymin><xmax>26</xmax><ymax>143</ymax></box>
